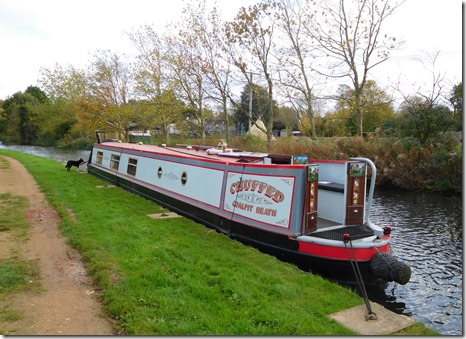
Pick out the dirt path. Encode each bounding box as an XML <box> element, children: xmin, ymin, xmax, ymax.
<box><xmin>0</xmin><ymin>156</ymin><xmax>115</xmax><ymax>335</ymax></box>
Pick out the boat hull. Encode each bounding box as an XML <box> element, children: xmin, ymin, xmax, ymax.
<box><xmin>88</xmin><ymin>163</ymin><xmax>387</xmax><ymax>287</ymax></box>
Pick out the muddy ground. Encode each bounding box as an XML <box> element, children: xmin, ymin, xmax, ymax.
<box><xmin>0</xmin><ymin>155</ymin><xmax>115</xmax><ymax>335</ymax></box>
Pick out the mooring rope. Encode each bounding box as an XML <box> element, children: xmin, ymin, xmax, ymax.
<box><xmin>343</xmin><ymin>234</ymin><xmax>377</xmax><ymax>320</ymax></box>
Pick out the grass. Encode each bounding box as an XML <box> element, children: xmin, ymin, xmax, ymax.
<box><xmin>0</xmin><ymin>193</ymin><xmax>29</xmax><ymax>238</ymax></box>
<box><xmin>0</xmin><ymin>189</ymin><xmax>42</xmax><ymax>335</ymax></box>
<box><xmin>0</xmin><ymin>149</ymin><xmax>438</xmax><ymax>335</ymax></box>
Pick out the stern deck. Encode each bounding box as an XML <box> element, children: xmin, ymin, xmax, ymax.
<box><xmin>309</xmin><ymin>224</ymin><xmax>374</xmax><ymax>241</ymax></box>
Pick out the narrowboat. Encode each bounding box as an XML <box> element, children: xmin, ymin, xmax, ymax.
<box><xmin>87</xmin><ymin>134</ymin><xmax>411</xmax><ymax>288</ymax></box>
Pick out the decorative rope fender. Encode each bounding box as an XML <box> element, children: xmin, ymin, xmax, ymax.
<box><xmin>370</xmin><ymin>252</ymin><xmax>411</xmax><ymax>285</ymax></box>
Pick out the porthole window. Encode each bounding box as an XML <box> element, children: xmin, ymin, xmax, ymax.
<box><xmin>157</xmin><ymin>166</ymin><xmax>163</xmax><ymax>178</ymax></box>
<box><xmin>181</xmin><ymin>171</ymin><xmax>188</xmax><ymax>186</ymax></box>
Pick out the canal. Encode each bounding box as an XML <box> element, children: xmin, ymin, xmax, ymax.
<box><xmin>0</xmin><ymin>143</ymin><xmax>462</xmax><ymax>335</ymax></box>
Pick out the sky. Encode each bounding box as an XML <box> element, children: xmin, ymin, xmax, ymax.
<box><xmin>0</xmin><ymin>0</ymin><xmax>462</xmax><ymax>107</ymax></box>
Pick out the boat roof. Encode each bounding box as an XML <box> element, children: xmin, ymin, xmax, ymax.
<box><xmin>95</xmin><ymin>141</ymin><xmax>353</xmax><ymax>166</ymax></box>
<box><xmin>96</xmin><ymin>141</ymin><xmax>272</xmax><ymax>165</ymax></box>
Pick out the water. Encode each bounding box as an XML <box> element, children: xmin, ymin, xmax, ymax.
<box><xmin>0</xmin><ymin>143</ymin><xmax>91</xmax><ymax>166</ymax></box>
<box><xmin>0</xmin><ymin>143</ymin><xmax>462</xmax><ymax>335</ymax></box>
<box><xmin>370</xmin><ymin>187</ymin><xmax>462</xmax><ymax>336</ymax></box>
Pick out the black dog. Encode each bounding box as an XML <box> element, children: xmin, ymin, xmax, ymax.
<box><xmin>65</xmin><ymin>158</ymin><xmax>85</xmax><ymax>171</ymax></box>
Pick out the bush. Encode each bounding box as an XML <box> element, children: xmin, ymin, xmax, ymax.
<box><xmin>260</xmin><ymin>136</ymin><xmax>461</xmax><ymax>193</ymax></box>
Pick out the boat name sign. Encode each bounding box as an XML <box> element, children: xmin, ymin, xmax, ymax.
<box><xmin>224</xmin><ymin>172</ymin><xmax>295</xmax><ymax>228</ymax></box>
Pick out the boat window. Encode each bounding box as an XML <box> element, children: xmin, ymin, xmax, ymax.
<box><xmin>110</xmin><ymin>154</ymin><xmax>120</xmax><ymax>171</ymax></box>
<box><xmin>181</xmin><ymin>171</ymin><xmax>188</xmax><ymax>186</ymax></box>
<box><xmin>157</xmin><ymin>166</ymin><xmax>162</xmax><ymax>178</ymax></box>
<box><xmin>96</xmin><ymin>151</ymin><xmax>103</xmax><ymax>165</ymax></box>
<box><xmin>127</xmin><ymin>158</ymin><xmax>137</xmax><ymax>176</ymax></box>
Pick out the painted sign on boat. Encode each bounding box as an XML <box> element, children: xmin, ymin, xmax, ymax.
<box><xmin>223</xmin><ymin>171</ymin><xmax>295</xmax><ymax>228</ymax></box>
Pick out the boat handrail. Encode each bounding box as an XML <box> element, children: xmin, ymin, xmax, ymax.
<box><xmin>350</xmin><ymin>157</ymin><xmax>383</xmax><ymax>237</ymax></box>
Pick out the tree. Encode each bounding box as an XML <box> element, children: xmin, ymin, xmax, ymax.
<box><xmin>449</xmin><ymin>82</ymin><xmax>462</xmax><ymax>131</ymax></box>
<box><xmin>139</xmin><ymin>90</ymin><xmax>187</xmax><ymax>144</ymax></box>
<box><xmin>275</xmin><ymin>0</ymin><xmax>319</xmax><ymax>139</ymax></box>
<box><xmin>234</xmin><ymin>83</ymin><xmax>278</xmax><ymax>134</ymax></box>
<box><xmin>357</xmin><ymin>80</ymin><xmax>396</xmax><ymax>132</ymax></box>
<box><xmin>37</xmin><ymin>65</ymin><xmax>90</xmax><ymax>144</ymax></box>
<box><xmin>164</xmin><ymin>25</ymin><xmax>208</xmax><ymax>139</ymax></box>
<box><xmin>274</xmin><ymin>105</ymin><xmax>299</xmax><ymax>132</ymax></box>
<box><xmin>86</xmin><ymin>50</ymin><xmax>135</xmax><ymax>140</ymax></box>
<box><xmin>326</xmin><ymin>85</ymin><xmax>354</xmax><ymax>136</ymax></box>
<box><xmin>324</xmin><ymin>80</ymin><xmax>395</xmax><ymax>136</ymax></box>
<box><xmin>304</xmin><ymin>0</ymin><xmax>403</xmax><ymax>136</ymax></box>
<box><xmin>1</xmin><ymin>87</ymin><xmax>47</xmax><ymax>144</ymax></box>
<box><xmin>225</xmin><ymin>1</ymin><xmax>278</xmax><ymax>143</ymax></box>
<box><xmin>129</xmin><ymin>25</ymin><xmax>191</xmax><ymax>141</ymax></box>
<box><xmin>38</xmin><ymin>63</ymin><xmax>87</xmax><ymax>101</ymax></box>
<box><xmin>178</xmin><ymin>1</ymin><xmax>237</xmax><ymax>141</ymax></box>
<box><xmin>397</xmin><ymin>51</ymin><xmax>459</xmax><ymax>143</ymax></box>
<box><xmin>399</xmin><ymin>97</ymin><xmax>453</xmax><ymax>144</ymax></box>
<box><xmin>129</xmin><ymin>25</ymin><xmax>171</xmax><ymax>99</ymax></box>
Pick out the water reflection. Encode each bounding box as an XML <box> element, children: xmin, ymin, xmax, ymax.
<box><xmin>0</xmin><ymin>143</ymin><xmax>462</xmax><ymax>335</ymax></box>
<box><xmin>370</xmin><ymin>187</ymin><xmax>462</xmax><ymax>335</ymax></box>
<box><xmin>0</xmin><ymin>143</ymin><xmax>91</xmax><ymax>166</ymax></box>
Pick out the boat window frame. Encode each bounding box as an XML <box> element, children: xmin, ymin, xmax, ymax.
<box><xmin>127</xmin><ymin>158</ymin><xmax>138</xmax><ymax>176</ymax></box>
<box><xmin>110</xmin><ymin>154</ymin><xmax>120</xmax><ymax>171</ymax></box>
<box><xmin>96</xmin><ymin>151</ymin><xmax>103</xmax><ymax>165</ymax></box>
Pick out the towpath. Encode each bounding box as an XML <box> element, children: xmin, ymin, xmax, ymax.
<box><xmin>0</xmin><ymin>155</ymin><xmax>115</xmax><ymax>335</ymax></box>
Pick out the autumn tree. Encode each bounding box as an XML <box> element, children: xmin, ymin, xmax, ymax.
<box><xmin>356</xmin><ymin>80</ymin><xmax>396</xmax><ymax>132</ymax></box>
<box><xmin>86</xmin><ymin>50</ymin><xmax>135</xmax><ymax>140</ymax></box>
<box><xmin>304</xmin><ymin>0</ymin><xmax>403</xmax><ymax>136</ymax></box>
<box><xmin>128</xmin><ymin>26</ymin><xmax>167</xmax><ymax>98</ymax></box>
<box><xmin>37</xmin><ymin>64</ymin><xmax>89</xmax><ymax>144</ymax></box>
<box><xmin>164</xmin><ymin>24</ymin><xmax>208</xmax><ymax>139</ymax></box>
<box><xmin>39</xmin><ymin>63</ymin><xmax>87</xmax><ymax>101</ymax></box>
<box><xmin>225</xmin><ymin>1</ymin><xmax>278</xmax><ymax>143</ymax></box>
<box><xmin>129</xmin><ymin>25</ymin><xmax>194</xmax><ymax>142</ymax></box>
<box><xmin>328</xmin><ymin>81</ymin><xmax>395</xmax><ymax>136</ymax></box>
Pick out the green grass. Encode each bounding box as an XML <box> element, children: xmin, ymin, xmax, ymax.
<box><xmin>0</xmin><ymin>150</ymin><xmax>437</xmax><ymax>335</ymax></box>
<box><xmin>0</xmin><ymin>193</ymin><xmax>29</xmax><ymax>237</ymax></box>
<box><xmin>0</xmin><ymin>190</ymin><xmax>43</xmax><ymax>296</ymax></box>
<box><xmin>0</xmin><ymin>262</ymin><xmax>40</xmax><ymax>296</ymax></box>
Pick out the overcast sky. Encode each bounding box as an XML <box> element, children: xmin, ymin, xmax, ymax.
<box><xmin>0</xmin><ymin>0</ymin><xmax>462</xmax><ymax>106</ymax></box>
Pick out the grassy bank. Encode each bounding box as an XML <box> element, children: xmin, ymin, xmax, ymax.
<box><xmin>0</xmin><ymin>150</ymin><xmax>438</xmax><ymax>335</ymax></box>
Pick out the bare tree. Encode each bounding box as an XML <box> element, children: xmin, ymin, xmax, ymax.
<box><xmin>396</xmin><ymin>51</ymin><xmax>457</xmax><ymax>143</ymax></box>
<box><xmin>180</xmin><ymin>1</ymin><xmax>236</xmax><ymax>141</ymax></box>
<box><xmin>304</xmin><ymin>0</ymin><xmax>404</xmax><ymax>136</ymax></box>
<box><xmin>128</xmin><ymin>25</ymin><xmax>170</xmax><ymax>98</ymax></box>
<box><xmin>129</xmin><ymin>26</ymin><xmax>187</xmax><ymax>142</ymax></box>
<box><xmin>274</xmin><ymin>0</ymin><xmax>319</xmax><ymax>139</ymax></box>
